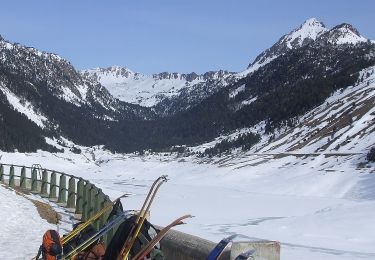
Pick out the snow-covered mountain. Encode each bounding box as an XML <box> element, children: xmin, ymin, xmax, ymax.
<box><xmin>0</xmin><ymin>35</ymin><xmax>153</xmax><ymax>152</ymax></box>
<box><xmin>84</xmin><ymin>18</ymin><xmax>372</xmax><ymax>117</ymax></box>
<box><xmin>81</xmin><ymin>66</ymin><xmax>235</xmax><ymax>114</ymax></box>
<box><xmin>0</xmin><ymin>35</ymin><xmax>151</xmax><ymax>119</ymax></box>
<box><xmin>247</xmin><ymin>18</ymin><xmax>328</xmax><ymax>70</ymax></box>
<box><xmin>165</xmin><ymin>18</ymin><xmax>375</xmax><ymax>157</ymax></box>
<box><xmin>1</xmin><ymin>36</ymin><xmax>105</xmax><ymax>109</ymax></box>
<box><xmin>226</xmin><ymin>18</ymin><xmax>374</xmax><ymax>117</ymax></box>
<box><xmin>81</xmin><ymin>19</ymin><xmax>330</xmax><ymax>114</ymax></box>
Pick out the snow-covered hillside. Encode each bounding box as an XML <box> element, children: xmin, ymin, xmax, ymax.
<box><xmin>194</xmin><ymin>64</ymin><xmax>375</xmax><ymax>158</ymax></box>
<box><xmin>260</xmin><ymin>66</ymin><xmax>375</xmax><ymax>154</ymax></box>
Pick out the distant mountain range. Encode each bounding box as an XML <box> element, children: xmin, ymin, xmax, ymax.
<box><xmin>81</xmin><ymin>66</ymin><xmax>236</xmax><ymax>116</ymax></box>
<box><xmin>0</xmin><ymin>18</ymin><xmax>374</xmax><ymax>154</ymax></box>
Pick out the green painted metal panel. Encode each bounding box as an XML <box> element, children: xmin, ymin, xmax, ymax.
<box><xmin>82</xmin><ymin>182</ymin><xmax>90</xmax><ymax>221</ymax></box>
<box><xmin>49</xmin><ymin>171</ymin><xmax>57</xmax><ymax>199</ymax></box>
<box><xmin>75</xmin><ymin>178</ymin><xmax>84</xmax><ymax>214</ymax></box>
<box><xmin>31</xmin><ymin>168</ymin><xmax>38</xmax><ymax>193</ymax></box>
<box><xmin>9</xmin><ymin>166</ymin><xmax>15</xmax><ymax>188</ymax></box>
<box><xmin>67</xmin><ymin>177</ymin><xmax>76</xmax><ymax>208</ymax></box>
<box><xmin>41</xmin><ymin>170</ymin><xmax>48</xmax><ymax>195</ymax></box>
<box><xmin>0</xmin><ymin>164</ymin><xmax>3</xmax><ymax>183</ymax></box>
<box><xmin>20</xmin><ymin>167</ymin><xmax>26</xmax><ymax>189</ymax></box>
<box><xmin>58</xmin><ymin>174</ymin><xmax>67</xmax><ymax>204</ymax></box>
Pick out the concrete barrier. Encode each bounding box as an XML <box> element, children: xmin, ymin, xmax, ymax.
<box><xmin>159</xmin><ymin>227</ymin><xmax>280</xmax><ymax>260</ymax></box>
<box><xmin>230</xmin><ymin>241</ymin><xmax>280</xmax><ymax>260</ymax></box>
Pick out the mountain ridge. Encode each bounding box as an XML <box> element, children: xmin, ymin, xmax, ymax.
<box><xmin>0</xmin><ymin>18</ymin><xmax>374</xmax><ymax>154</ymax></box>
<box><xmin>85</xmin><ymin>18</ymin><xmax>371</xmax><ymax>116</ymax></box>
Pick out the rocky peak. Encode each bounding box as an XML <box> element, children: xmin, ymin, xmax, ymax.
<box><xmin>80</xmin><ymin>66</ymin><xmax>142</xmax><ymax>84</ymax></box>
<box><xmin>202</xmin><ymin>70</ymin><xmax>233</xmax><ymax>80</ymax></box>
<box><xmin>152</xmin><ymin>70</ymin><xmax>233</xmax><ymax>82</ymax></box>
<box><xmin>320</xmin><ymin>23</ymin><xmax>367</xmax><ymax>45</ymax></box>
<box><xmin>98</xmin><ymin>66</ymin><xmax>136</xmax><ymax>78</ymax></box>
<box><xmin>105</xmin><ymin>65</ymin><xmax>135</xmax><ymax>77</ymax></box>
<box><xmin>283</xmin><ymin>18</ymin><xmax>327</xmax><ymax>47</ymax></box>
<box><xmin>334</xmin><ymin>23</ymin><xmax>361</xmax><ymax>36</ymax></box>
<box><xmin>248</xmin><ymin>18</ymin><xmax>328</xmax><ymax>68</ymax></box>
<box><xmin>153</xmin><ymin>72</ymin><xmax>184</xmax><ymax>80</ymax></box>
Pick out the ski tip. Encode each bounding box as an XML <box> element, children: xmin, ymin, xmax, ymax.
<box><xmin>120</xmin><ymin>193</ymin><xmax>131</xmax><ymax>198</ymax></box>
<box><xmin>223</xmin><ymin>234</ymin><xmax>238</xmax><ymax>242</ymax></box>
<box><xmin>161</xmin><ymin>175</ymin><xmax>169</xmax><ymax>182</ymax></box>
<box><xmin>182</xmin><ymin>214</ymin><xmax>194</xmax><ymax>219</ymax></box>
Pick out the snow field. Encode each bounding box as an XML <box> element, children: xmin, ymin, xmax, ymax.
<box><xmin>1</xmin><ymin>148</ymin><xmax>374</xmax><ymax>260</ymax></box>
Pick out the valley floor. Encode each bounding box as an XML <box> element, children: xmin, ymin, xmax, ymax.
<box><xmin>1</xmin><ymin>149</ymin><xmax>375</xmax><ymax>260</ymax></box>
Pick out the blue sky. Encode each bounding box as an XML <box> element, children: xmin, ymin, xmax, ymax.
<box><xmin>0</xmin><ymin>0</ymin><xmax>374</xmax><ymax>74</ymax></box>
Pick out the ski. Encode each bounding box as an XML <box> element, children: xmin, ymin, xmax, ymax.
<box><xmin>62</xmin><ymin>210</ymin><xmax>134</xmax><ymax>259</ymax></box>
<box><xmin>118</xmin><ymin>175</ymin><xmax>168</xmax><ymax>260</ymax></box>
<box><xmin>62</xmin><ymin>192</ymin><xmax>129</xmax><ymax>245</ymax></box>
<box><xmin>207</xmin><ymin>234</ymin><xmax>238</xmax><ymax>260</ymax></box>
<box><xmin>132</xmin><ymin>214</ymin><xmax>193</xmax><ymax>260</ymax></box>
<box><xmin>235</xmin><ymin>249</ymin><xmax>256</xmax><ymax>260</ymax></box>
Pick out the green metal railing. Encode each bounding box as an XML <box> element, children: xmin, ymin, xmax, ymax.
<box><xmin>0</xmin><ymin>163</ymin><xmax>114</xmax><ymax>242</ymax></box>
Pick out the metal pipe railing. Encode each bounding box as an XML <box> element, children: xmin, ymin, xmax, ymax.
<box><xmin>0</xmin><ymin>163</ymin><xmax>111</xmax><ymax>230</ymax></box>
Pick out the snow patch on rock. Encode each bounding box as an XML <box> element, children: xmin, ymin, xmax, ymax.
<box><xmin>0</xmin><ymin>85</ymin><xmax>48</xmax><ymax>127</ymax></box>
<box><xmin>283</xmin><ymin>18</ymin><xmax>328</xmax><ymax>49</ymax></box>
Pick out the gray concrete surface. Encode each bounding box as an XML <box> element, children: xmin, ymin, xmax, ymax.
<box><xmin>159</xmin><ymin>227</ymin><xmax>280</xmax><ymax>260</ymax></box>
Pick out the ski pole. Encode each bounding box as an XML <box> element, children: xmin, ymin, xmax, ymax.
<box><xmin>62</xmin><ymin>193</ymin><xmax>129</xmax><ymax>245</ymax></box>
<box><xmin>64</xmin><ymin>210</ymin><xmax>134</xmax><ymax>259</ymax></box>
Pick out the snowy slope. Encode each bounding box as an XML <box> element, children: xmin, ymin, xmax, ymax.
<box><xmin>259</xmin><ymin>65</ymin><xmax>375</xmax><ymax>154</ymax></box>
<box><xmin>0</xmin><ymin>83</ymin><xmax>48</xmax><ymax>128</ymax></box>
<box><xmin>0</xmin><ymin>186</ymin><xmax>55</xmax><ymax>259</ymax></box>
<box><xmin>194</xmin><ymin>64</ymin><xmax>375</xmax><ymax>158</ymax></box>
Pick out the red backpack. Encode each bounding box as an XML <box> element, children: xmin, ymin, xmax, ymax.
<box><xmin>41</xmin><ymin>230</ymin><xmax>62</xmax><ymax>260</ymax></box>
